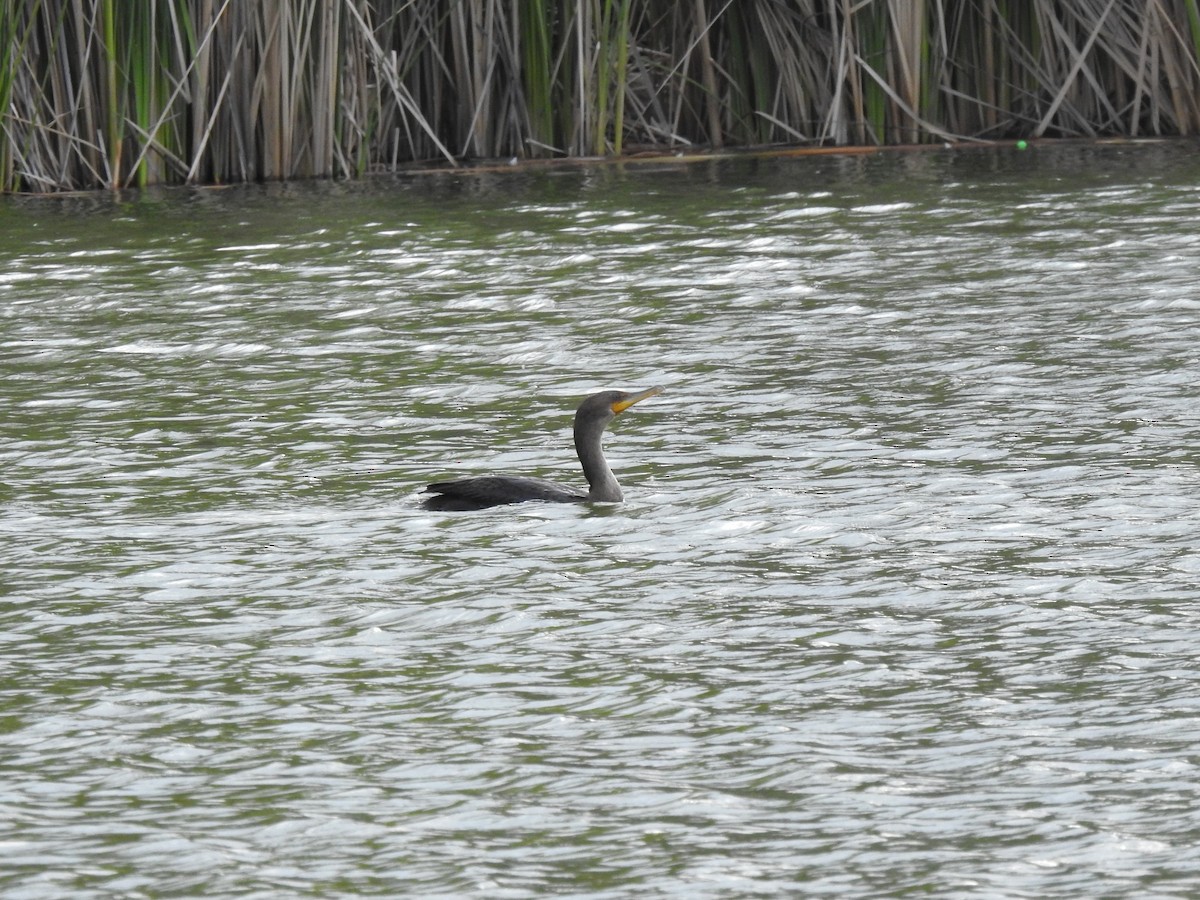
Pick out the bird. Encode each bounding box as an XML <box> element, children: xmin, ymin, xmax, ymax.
<box><xmin>421</xmin><ymin>386</ymin><xmax>662</xmax><ymax>511</ymax></box>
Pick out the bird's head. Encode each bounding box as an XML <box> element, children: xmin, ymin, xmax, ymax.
<box><xmin>576</xmin><ymin>385</ymin><xmax>663</xmax><ymax>425</ymax></box>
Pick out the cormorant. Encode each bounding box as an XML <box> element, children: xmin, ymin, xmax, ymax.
<box><xmin>421</xmin><ymin>386</ymin><xmax>662</xmax><ymax>511</ymax></box>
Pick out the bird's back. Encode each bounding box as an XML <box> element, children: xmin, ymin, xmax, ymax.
<box><xmin>421</xmin><ymin>475</ymin><xmax>586</xmax><ymax>511</ymax></box>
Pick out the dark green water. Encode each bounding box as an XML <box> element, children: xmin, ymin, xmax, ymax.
<box><xmin>3</xmin><ymin>142</ymin><xmax>1200</xmax><ymax>897</ymax></box>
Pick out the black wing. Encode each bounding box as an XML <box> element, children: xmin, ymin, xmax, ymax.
<box><xmin>421</xmin><ymin>476</ymin><xmax>586</xmax><ymax>511</ymax></box>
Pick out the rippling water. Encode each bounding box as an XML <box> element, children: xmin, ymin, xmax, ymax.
<box><xmin>4</xmin><ymin>143</ymin><xmax>1200</xmax><ymax>897</ymax></box>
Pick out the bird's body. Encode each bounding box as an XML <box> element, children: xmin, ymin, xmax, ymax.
<box><xmin>422</xmin><ymin>476</ymin><xmax>584</xmax><ymax>511</ymax></box>
<box><xmin>421</xmin><ymin>386</ymin><xmax>661</xmax><ymax>511</ymax></box>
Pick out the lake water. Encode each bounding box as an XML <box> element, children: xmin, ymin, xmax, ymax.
<box><xmin>3</xmin><ymin>142</ymin><xmax>1200</xmax><ymax>898</ymax></box>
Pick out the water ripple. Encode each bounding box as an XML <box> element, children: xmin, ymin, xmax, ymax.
<box><xmin>3</xmin><ymin>145</ymin><xmax>1200</xmax><ymax>898</ymax></box>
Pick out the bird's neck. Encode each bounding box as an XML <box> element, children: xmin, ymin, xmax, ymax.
<box><xmin>575</xmin><ymin>417</ymin><xmax>622</xmax><ymax>502</ymax></box>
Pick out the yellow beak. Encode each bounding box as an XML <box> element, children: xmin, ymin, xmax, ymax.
<box><xmin>611</xmin><ymin>385</ymin><xmax>663</xmax><ymax>415</ymax></box>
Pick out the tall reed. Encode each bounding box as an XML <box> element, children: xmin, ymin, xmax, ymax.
<box><xmin>4</xmin><ymin>0</ymin><xmax>1200</xmax><ymax>192</ymax></box>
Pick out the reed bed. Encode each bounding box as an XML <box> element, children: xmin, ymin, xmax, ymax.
<box><xmin>3</xmin><ymin>0</ymin><xmax>1200</xmax><ymax>192</ymax></box>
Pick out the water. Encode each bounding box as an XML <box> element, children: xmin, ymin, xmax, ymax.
<box><xmin>3</xmin><ymin>142</ymin><xmax>1200</xmax><ymax>897</ymax></box>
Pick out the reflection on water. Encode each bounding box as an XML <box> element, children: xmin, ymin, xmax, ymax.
<box><xmin>3</xmin><ymin>143</ymin><xmax>1200</xmax><ymax>897</ymax></box>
